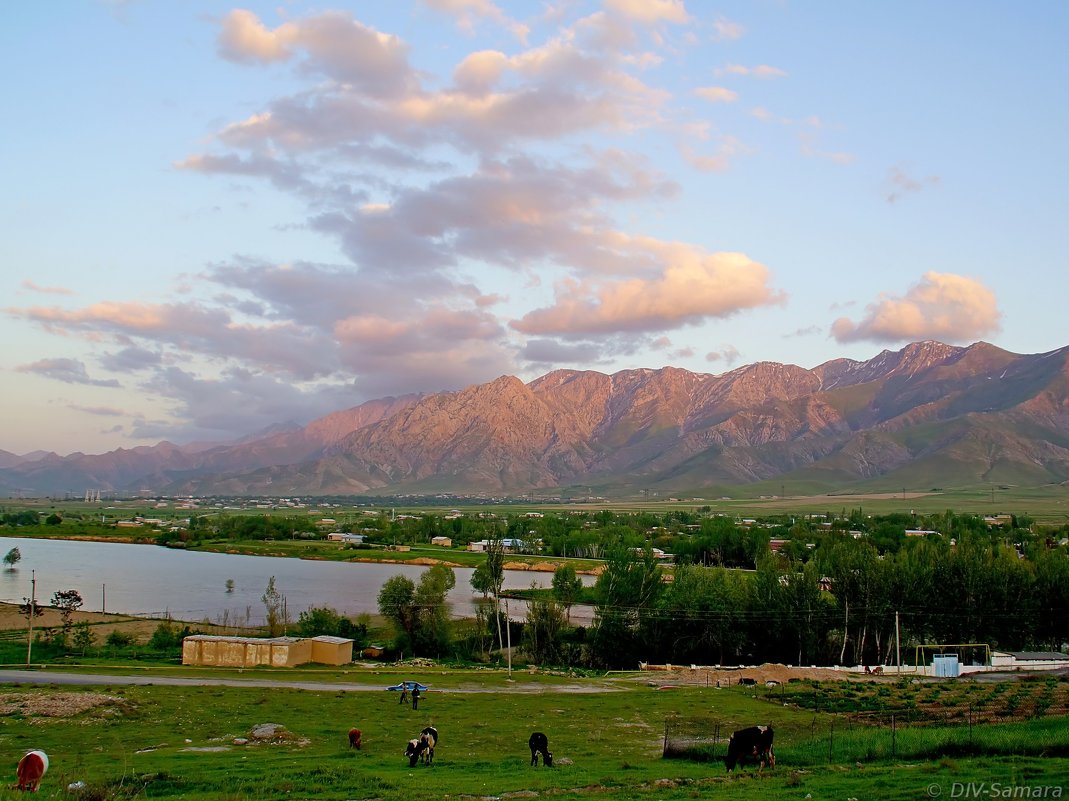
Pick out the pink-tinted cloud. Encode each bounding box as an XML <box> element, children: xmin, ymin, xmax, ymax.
<box><xmin>21</xmin><ymin>280</ymin><xmax>74</xmax><ymax>296</ymax></box>
<box><xmin>68</xmin><ymin>404</ymin><xmax>127</xmax><ymax>417</ymax></box>
<box><xmin>217</xmin><ymin>9</ymin><xmax>294</xmax><ymax>63</ymax></box>
<box><xmin>705</xmin><ymin>344</ymin><xmax>740</xmax><ymax>365</ymax></box>
<box><xmin>831</xmin><ymin>272</ymin><xmax>1002</xmax><ymax>344</ymax></box>
<box><xmin>604</xmin><ymin>0</ymin><xmax>690</xmax><ymax>26</ymax></box>
<box><xmin>679</xmin><ymin>136</ymin><xmax>749</xmax><ymax>173</ymax></box>
<box><xmin>718</xmin><ymin>63</ymin><xmax>787</xmax><ymax>78</ymax></box>
<box><xmin>218</xmin><ymin>10</ymin><xmax>415</xmax><ymax>98</ymax></box>
<box><xmin>421</xmin><ymin>0</ymin><xmax>529</xmax><ymax>41</ymax></box>
<box><xmin>713</xmin><ymin>18</ymin><xmax>744</xmax><ymax>41</ymax></box>
<box><xmin>886</xmin><ymin>165</ymin><xmax>941</xmax><ymax>203</ymax></box>
<box><xmin>694</xmin><ymin>86</ymin><xmax>737</xmax><ymax>103</ymax></box>
<box><xmin>513</xmin><ymin>247</ymin><xmax>783</xmax><ymax>336</ymax></box>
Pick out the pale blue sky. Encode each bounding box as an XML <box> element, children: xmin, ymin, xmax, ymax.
<box><xmin>3</xmin><ymin>1</ymin><xmax>1067</xmax><ymax>455</ymax></box>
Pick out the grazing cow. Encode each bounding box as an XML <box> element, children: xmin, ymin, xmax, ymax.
<box><xmin>528</xmin><ymin>732</ymin><xmax>553</xmax><ymax>766</ymax></box>
<box><xmin>348</xmin><ymin>728</ymin><xmax>362</xmax><ymax>749</ymax></box>
<box><xmin>725</xmin><ymin>726</ymin><xmax>775</xmax><ymax>773</ymax></box>
<box><xmin>16</xmin><ymin>750</ymin><xmax>49</xmax><ymax>792</ymax></box>
<box><xmin>405</xmin><ymin>726</ymin><xmax>438</xmax><ymax>767</ymax></box>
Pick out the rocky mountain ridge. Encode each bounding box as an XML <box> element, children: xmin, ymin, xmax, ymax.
<box><xmin>3</xmin><ymin>340</ymin><xmax>1068</xmax><ymax>497</ymax></box>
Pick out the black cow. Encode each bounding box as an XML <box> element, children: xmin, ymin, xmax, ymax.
<box><xmin>528</xmin><ymin>732</ymin><xmax>553</xmax><ymax>766</ymax></box>
<box><xmin>725</xmin><ymin>726</ymin><xmax>774</xmax><ymax>772</ymax></box>
<box><xmin>405</xmin><ymin>726</ymin><xmax>438</xmax><ymax>767</ymax></box>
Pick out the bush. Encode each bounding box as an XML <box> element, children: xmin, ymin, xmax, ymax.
<box><xmin>106</xmin><ymin>630</ymin><xmax>136</xmax><ymax>647</ymax></box>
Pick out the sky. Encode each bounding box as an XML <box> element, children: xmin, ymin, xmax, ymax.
<box><xmin>3</xmin><ymin>1</ymin><xmax>1068</xmax><ymax>457</ymax></box>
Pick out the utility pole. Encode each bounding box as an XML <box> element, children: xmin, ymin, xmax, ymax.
<box><xmin>26</xmin><ymin>570</ymin><xmax>36</xmax><ymax>667</ymax></box>
<box><xmin>895</xmin><ymin>610</ymin><xmax>901</xmax><ymax>675</ymax></box>
<box><xmin>505</xmin><ymin>599</ymin><xmax>512</xmax><ymax>679</ymax></box>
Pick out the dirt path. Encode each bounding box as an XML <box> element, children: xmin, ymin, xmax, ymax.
<box><xmin>0</xmin><ymin>669</ymin><xmax>619</xmax><ymax>694</ymax></box>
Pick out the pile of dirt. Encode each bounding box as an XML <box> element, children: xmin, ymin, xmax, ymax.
<box><xmin>0</xmin><ymin>691</ymin><xmax>127</xmax><ymax>720</ymax></box>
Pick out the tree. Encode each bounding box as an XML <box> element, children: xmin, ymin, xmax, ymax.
<box><xmin>412</xmin><ymin>564</ymin><xmax>456</xmax><ymax>656</ymax></box>
<box><xmin>377</xmin><ymin>567</ymin><xmax>457</xmax><ymax>657</ymax></box>
<box><xmin>470</xmin><ymin>563</ymin><xmax>494</xmax><ymax>598</ymax></box>
<box><xmin>3</xmin><ymin>547</ymin><xmax>21</xmax><ymax>570</ymax></box>
<box><xmin>295</xmin><ymin>606</ymin><xmax>367</xmax><ymax>645</ymax></box>
<box><xmin>261</xmin><ymin>576</ymin><xmax>287</xmax><ymax>637</ymax></box>
<box><xmin>51</xmin><ymin>589</ymin><xmax>83</xmax><ymax>645</ymax></box>
<box><xmin>378</xmin><ymin>575</ymin><xmax>417</xmax><ymax>653</ymax></box>
<box><xmin>484</xmin><ymin>539</ymin><xmax>506</xmax><ymax>652</ymax></box>
<box><xmin>589</xmin><ymin>547</ymin><xmax>663</xmax><ymax>668</ymax></box>
<box><xmin>18</xmin><ymin>597</ymin><xmax>44</xmax><ymax>625</ymax></box>
<box><xmin>72</xmin><ymin>621</ymin><xmax>95</xmax><ymax>654</ymax></box>
<box><xmin>551</xmin><ymin>564</ymin><xmax>583</xmax><ymax>623</ymax></box>
<box><xmin>523</xmin><ymin>595</ymin><xmax>566</xmax><ymax>666</ymax></box>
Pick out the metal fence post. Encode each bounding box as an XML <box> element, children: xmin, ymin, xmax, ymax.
<box><xmin>891</xmin><ymin>713</ymin><xmax>896</xmax><ymax>759</ymax></box>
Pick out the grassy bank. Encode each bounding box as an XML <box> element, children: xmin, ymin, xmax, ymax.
<box><xmin>0</xmin><ymin>670</ymin><xmax>1067</xmax><ymax>801</ymax></box>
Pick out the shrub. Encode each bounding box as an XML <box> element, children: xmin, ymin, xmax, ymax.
<box><xmin>106</xmin><ymin>630</ymin><xmax>136</xmax><ymax>647</ymax></box>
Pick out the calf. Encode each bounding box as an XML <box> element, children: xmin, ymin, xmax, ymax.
<box><xmin>528</xmin><ymin>732</ymin><xmax>553</xmax><ymax>767</ymax></box>
<box><xmin>405</xmin><ymin>726</ymin><xmax>438</xmax><ymax>767</ymax></box>
<box><xmin>16</xmin><ymin>750</ymin><xmax>49</xmax><ymax>792</ymax></box>
<box><xmin>348</xmin><ymin>728</ymin><xmax>362</xmax><ymax>749</ymax></box>
<box><xmin>725</xmin><ymin>726</ymin><xmax>774</xmax><ymax>773</ymax></box>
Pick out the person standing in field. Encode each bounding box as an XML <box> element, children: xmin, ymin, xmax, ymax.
<box><xmin>412</xmin><ymin>686</ymin><xmax>420</xmax><ymax>710</ymax></box>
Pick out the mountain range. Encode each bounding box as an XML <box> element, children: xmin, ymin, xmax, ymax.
<box><xmin>3</xmin><ymin>340</ymin><xmax>1068</xmax><ymax>498</ymax></box>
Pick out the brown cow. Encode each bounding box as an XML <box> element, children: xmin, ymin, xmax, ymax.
<box><xmin>348</xmin><ymin>728</ymin><xmax>362</xmax><ymax>749</ymax></box>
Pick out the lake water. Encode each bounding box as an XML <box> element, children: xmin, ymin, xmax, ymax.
<box><xmin>0</xmin><ymin>536</ymin><xmax>594</xmax><ymax>626</ymax></box>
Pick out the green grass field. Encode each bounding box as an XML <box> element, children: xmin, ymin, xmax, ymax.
<box><xmin>1</xmin><ymin>668</ymin><xmax>1067</xmax><ymax>801</ymax></box>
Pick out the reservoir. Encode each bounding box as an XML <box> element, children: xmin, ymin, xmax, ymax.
<box><xmin>0</xmin><ymin>536</ymin><xmax>594</xmax><ymax>626</ymax></box>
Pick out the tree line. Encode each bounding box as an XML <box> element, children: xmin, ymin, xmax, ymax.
<box><xmin>369</xmin><ymin>522</ymin><xmax>1068</xmax><ymax>670</ymax></box>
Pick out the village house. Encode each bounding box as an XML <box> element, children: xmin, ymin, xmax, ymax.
<box><xmin>327</xmin><ymin>532</ymin><xmax>366</xmax><ymax>544</ymax></box>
